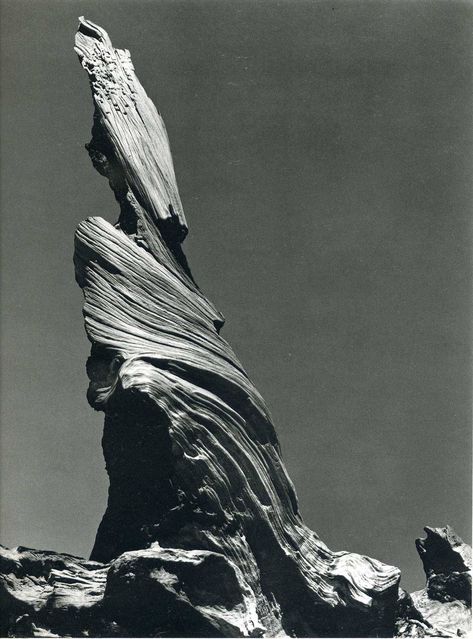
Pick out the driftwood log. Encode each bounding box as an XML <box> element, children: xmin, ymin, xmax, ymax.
<box><xmin>0</xmin><ymin>19</ymin><xmax>470</xmax><ymax>638</ymax></box>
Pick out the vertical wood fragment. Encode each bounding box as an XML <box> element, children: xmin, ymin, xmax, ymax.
<box><xmin>74</xmin><ymin>18</ymin><xmax>403</xmax><ymax>637</ymax></box>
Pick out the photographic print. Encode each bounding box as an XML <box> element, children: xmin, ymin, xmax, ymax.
<box><xmin>0</xmin><ymin>1</ymin><xmax>471</xmax><ymax>637</ymax></box>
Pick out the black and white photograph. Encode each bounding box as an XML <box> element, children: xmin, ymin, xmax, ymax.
<box><xmin>0</xmin><ymin>1</ymin><xmax>471</xmax><ymax>637</ymax></box>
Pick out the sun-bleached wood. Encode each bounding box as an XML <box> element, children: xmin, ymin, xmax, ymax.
<box><xmin>0</xmin><ymin>18</ymin><xmax>469</xmax><ymax>639</ymax></box>
<box><xmin>72</xmin><ymin>17</ymin><xmax>441</xmax><ymax>637</ymax></box>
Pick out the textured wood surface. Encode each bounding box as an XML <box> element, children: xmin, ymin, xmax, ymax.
<box><xmin>73</xmin><ymin>17</ymin><xmax>404</xmax><ymax>636</ymax></box>
<box><xmin>0</xmin><ymin>18</ymin><xmax>470</xmax><ymax>639</ymax></box>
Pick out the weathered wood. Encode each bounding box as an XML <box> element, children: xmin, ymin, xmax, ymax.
<box><xmin>73</xmin><ymin>18</ymin><xmax>401</xmax><ymax>636</ymax></box>
<box><xmin>0</xmin><ymin>18</ymin><xmax>470</xmax><ymax>639</ymax></box>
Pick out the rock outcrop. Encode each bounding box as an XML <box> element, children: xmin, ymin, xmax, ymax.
<box><xmin>2</xmin><ymin>529</ymin><xmax>471</xmax><ymax>637</ymax></box>
<box><xmin>0</xmin><ymin>18</ymin><xmax>470</xmax><ymax>638</ymax></box>
<box><xmin>396</xmin><ymin>527</ymin><xmax>471</xmax><ymax>637</ymax></box>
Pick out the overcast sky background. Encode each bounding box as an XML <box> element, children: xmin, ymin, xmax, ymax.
<box><xmin>1</xmin><ymin>0</ymin><xmax>471</xmax><ymax>593</ymax></box>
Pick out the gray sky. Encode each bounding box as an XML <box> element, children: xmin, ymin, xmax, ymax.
<box><xmin>0</xmin><ymin>0</ymin><xmax>471</xmax><ymax>593</ymax></box>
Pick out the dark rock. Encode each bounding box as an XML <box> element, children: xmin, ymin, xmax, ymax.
<box><xmin>397</xmin><ymin>528</ymin><xmax>472</xmax><ymax>637</ymax></box>
<box><xmin>416</xmin><ymin>527</ymin><xmax>471</xmax><ymax>578</ymax></box>
<box><xmin>427</xmin><ymin>572</ymin><xmax>471</xmax><ymax>605</ymax></box>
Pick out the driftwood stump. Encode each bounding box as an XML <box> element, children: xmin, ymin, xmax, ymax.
<box><xmin>0</xmin><ymin>19</ymin><xmax>470</xmax><ymax>639</ymax></box>
<box><xmin>73</xmin><ymin>17</ymin><xmax>400</xmax><ymax>635</ymax></box>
